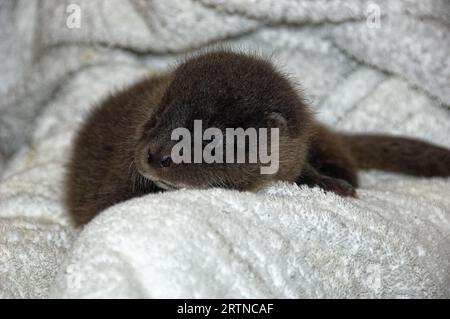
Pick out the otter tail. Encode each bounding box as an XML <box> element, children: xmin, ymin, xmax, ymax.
<box><xmin>340</xmin><ymin>133</ymin><xmax>450</xmax><ymax>177</ymax></box>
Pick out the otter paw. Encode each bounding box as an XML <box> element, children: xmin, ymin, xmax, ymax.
<box><xmin>317</xmin><ymin>177</ymin><xmax>357</xmax><ymax>198</ymax></box>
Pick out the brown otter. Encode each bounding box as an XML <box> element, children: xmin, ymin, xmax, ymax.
<box><xmin>66</xmin><ymin>50</ymin><xmax>450</xmax><ymax>225</ymax></box>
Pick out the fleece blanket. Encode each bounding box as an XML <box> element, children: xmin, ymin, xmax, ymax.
<box><xmin>0</xmin><ymin>0</ymin><xmax>449</xmax><ymax>298</ymax></box>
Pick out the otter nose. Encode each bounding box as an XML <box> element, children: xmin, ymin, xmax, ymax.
<box><xmin>147</xmin><ymin>151</ymin><xmax>171</xmax><ymax>168</ymax></box>
<box><xmin>159</xmin><ymin>155</ymin><xmax>172</xmax><ymax>168</ymax></box>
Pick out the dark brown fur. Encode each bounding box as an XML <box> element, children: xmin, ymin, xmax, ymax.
<box><xmin>66</xmin><ymin>50</ymin><xmax>450</xmax><ymax>225</ymax></box>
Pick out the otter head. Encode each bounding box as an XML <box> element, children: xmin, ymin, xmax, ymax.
<box><xmin>135</xmin><ymin>50</ymin><xmax>313</xmax><ymax>191</ymax></box>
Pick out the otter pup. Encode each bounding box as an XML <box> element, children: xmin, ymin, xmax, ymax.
<box><xmin>66</xmin><ymin>50</ymin><xmax>450</xmax><ymax>225</ymax></box>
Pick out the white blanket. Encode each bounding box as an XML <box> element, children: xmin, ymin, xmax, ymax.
<box><xmin>0</xmin><ymin>0</ymin><xmax>449</xmax><ymax>298</ymax></box>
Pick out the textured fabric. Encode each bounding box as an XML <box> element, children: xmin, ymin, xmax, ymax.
<box><xmin>49</xmin><ymin>182</ymin><xmax>450</xmax><ymax>298</ymax></box>
<box><xmin>0</xmin><ymin>0</ymin><xmax>449</xmax><ymax>298</ymax></box>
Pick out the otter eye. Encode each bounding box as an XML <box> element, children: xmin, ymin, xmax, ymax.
<box><xmin>147</xmin><ymin>151</ymin><xmax>154</xmax><ymax>164</ymax></box>
<box><xmin>160</xmin><ymin>155</ymin><xmax>172</xmax><ymax>168</ymax></box>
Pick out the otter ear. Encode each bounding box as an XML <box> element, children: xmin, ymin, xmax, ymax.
<box><xmin>265</xmin><ymin>112</ymin><xmax>288</xmax><ymax>132</ymax></box>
